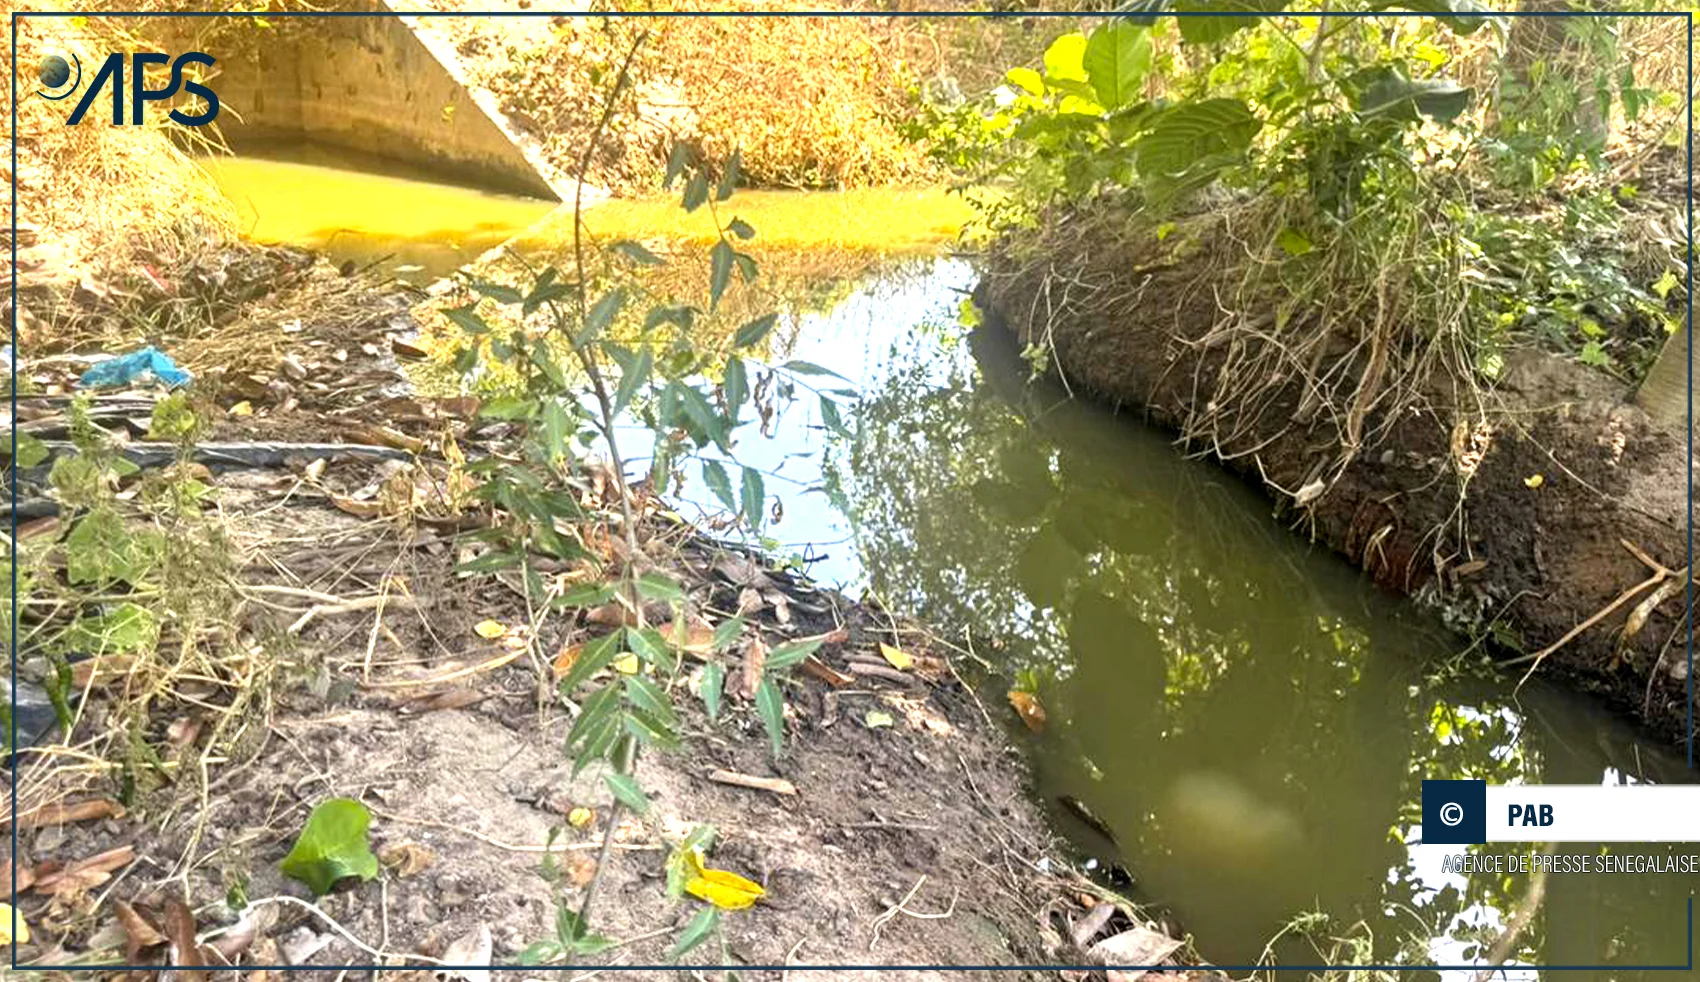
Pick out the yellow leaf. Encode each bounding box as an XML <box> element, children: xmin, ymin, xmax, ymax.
<box><xmin>227</xmin><ymin>400</ymin><xmax>253</xmax><ymax>416</ymax></box>
<box><xmin>0</xmin><ymin>902</ymin><xmax>30</xmax><ymax>944</ymax></box>
<box><xmin>1007</xmin><ymin>689</ymin><xmax>1047</xmax><ymax>733</ymax></box>
<box><xmin>567</xmin><ymin>806</ymin><xmax>594</xmax><ymax>829</ymax></box>
<box><xmin>612</xmin><ymin>653</ymin><xmax>640</xmax><ymax>674</ymax></box>
<box><xmin>682</xmin><ymin>848</ymin><xmax>765</xmax><ymax>910</ymax></box>
<box><xmin>1524</xmin><ymin>473</ymin><xmax>1544</xmax><ymax>489</ymax></box>
<box><xmin>878</xmin><ymin>643</ymin><xmax>913</xmax><ymax>671</ymax></box>
<box><xmin>473</xmin><ymin>619</ymin><xmax>508</xmax><ymax>639</ymax></box>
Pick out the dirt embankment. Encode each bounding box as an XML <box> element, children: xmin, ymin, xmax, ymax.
<box><xmin>978</xmin><ymin>211</ymin><xmax>1694</xmax><ymax>746</ymax></box>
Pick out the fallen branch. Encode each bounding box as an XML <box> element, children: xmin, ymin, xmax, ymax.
<box><xmin>288</xmin><ymin>594</ymin><xmax>419</xmax><ymax>635</ymax></box>
<box><xmin>707</xmin><ymin>769</ymin><xmax>797</xmax><ymax>796</ymax></box>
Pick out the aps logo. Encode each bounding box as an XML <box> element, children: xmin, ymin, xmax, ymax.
<box><xmin>36</xmin><ymin>51</ymin><xmax>220</xmax><ymax>126</ymax></box>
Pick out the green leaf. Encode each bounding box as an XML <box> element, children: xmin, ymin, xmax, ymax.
<box><xmin>14</xmin><ymin>431</ymin><xmax>49</xmax><ymax>469</ymax></box>
<box><xmin>559</xmin><ymin>632</ymin><xmax>624</xmax><ymax>694</ymax></box>
<box><xmin>727</xmin><ymin>217</ymin><xmax>755</xmax><ymax>240</ymax></box>
<box><xmin>555</xmin><ymin>583</ymin><xmax>618</xmax><ymax>608</ymax></box>
<box><xmin>556</xmin><ymin>905</ymin><xmax>588</xmax><ymax>943</ymax></box>
<box><xmin>625</xmin><ymin>704</ymin><xmax>679</xmax><ymax>750</ymax></box>
<box><xmin>1368</xmin><ymin>0</ymin><xmax>1502</xmax><ymax>34</ymax></box>
<box><xmin>604</xmin><ymin>772</ymin><xmax>651</xmax><ymax>815</ymax></box>
<box><xmin>1277</xmin><ymin>228</ymin><xmax>1313</xmax><ymax>256</ymax></box>
<box><xmin>518</xmin><ymin>941</ymin><xmax>563</xmax><ymax>965</ymax></box>
<box><xmin>64</xmin><ymin>602</ymin><xmax>159</xmax><ymax>655</ymax></box>
<box><xmin>627</xmin><ymin>626</ymin><xmax>679</xmax><ymax>672</ymax></box>
<box><xmin>700</xmin><ymin>661</ymin><xmax>725</xmax><ymax>721</ymax></box>
<box><xmin>1174</xmin><ymin>0</ymin><xmax>1291</xmax><ymax>45</ymax></box>
<box><xmin>682</xmin><ymin>171</ymin><xmax>710</xmax><ymax>212</ymax></box>
<box><xmin>279</xmin><ymin>798</ymin><xmax>380</xmax><ymax>896</ymax></box>
<box><xmin>765</xmin><ymin>638</ymin><xmax>824</xmax><ymax>674</ymax></box>
<box><xmin>613</xmin><ymin>347</ymin><xmax>653</xmax><ymax>415</ymax></box>
<box><xmin>610</xmin><ymin>240</ymin><xmax>665</xmax><ymax>266</ymax></box>
<box><xmin>663</xmin><ymin>140</ymin><xmax>691</xmax><ymax>189</ymax></box>
<box><xmin>563</xmin><ymin>682</ymin><xmax>620</xmax><ymax>764</ymax></box>
<box><xmin>740</xmin><ymin>466</ymin><xmax>766</xmax><ymax>532</ymax></box>
<box><xmin>635</xmin><ymin>572</ymin><xmax>686</xmax><ymax>602</ymax></box>
<box><xmin>470</xmin><ymin>280</ymin><xmax>525</xmax><ymax>305</ymax></box>
<box><xmin>670</xmin><ymin>906</ymin><xmax>720</xmax><ymax>960</ymax></box>
<box><xmin>755</xmin><ymin>677</ymin><xmax>785</xmax><ymax>758</ymax></box>
<box><xmin>481</xmin><ymin>396</ymin><xmax>537</xmax><ymax>421</ymax></box>
<box><xmin>1042</xmin><ymin>32</ymin><xmax>1088</xmax><ymax>84</ymax></box>
<box><xmin>709</xmin><ymin>240</ymin><xmax>735</xmax><ymax>311</ymax></box>
<box><xmin>1082</xmin><ymin>21</ymin><xmax>1152</xmax><ymax>109</ymax></box>
<box><xmin>711</xmin><ymin>616</ymin><xmax>745</xmax><ymax>650</ymax></box>
<box><xmin>716</xmin><ymin>149</ymin><xmax>742</xmax><ymax>201</ymax></box>
<box><xmin>678</xmin><ymin>385</ymin><xmax>729</xmax><ymax>449</ymax></box>
<box><xmin>733</xmin><ymin>313</ymin><xmax>778</xmax><ymax>349</ymax></box>
<box><xmin>701</xmin><ymin>459</ymin><xmax>738</xmax><ymax>514</ymax></box>
<box><xmin>778</xmin><ymin>359</ymin><xmax>847</xmax><ymax>380</ymax></box>
<box><xmin>1135</xmin><ymin>98</ymin><xmax>1261</xmax><ymax>178</ymax></box>
<box><xmin>734</xmin><ymin>252</ymin><xmax>758</xmax><ymax>284</ymax></box>
<box><xmin>819</xmin><ymin>396</ymin><xmax>848</xmax><ymax>437</ymax></box>
<box><xmin>624</xmin><ymin>673</ymin><xmax>678</xmax><ymax>727</ymax></box>
<box><xmin>1353</xmin><ymin>67</ymin><xmax>1471</xmax><ymax>123</ymax></box>
<box><xmin>1006</xmin><ymin>66</ymin><xmax>1044</xmax><ymax>96</ymax></box>
<box><xmin>578</xmin><ymin>288</ymin><xmax>627</xmax><ymax>346</ymax></box>
<box><xmin>723</xmin><ymin>357</ymin><xmax>748</xmax><ymax>416</ymax></box>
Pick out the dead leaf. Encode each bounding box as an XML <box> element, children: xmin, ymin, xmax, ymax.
<box><xmin>764</xmin><ymin>590</ymin><xmax>793</xmax><ymax>625</ymax></box>
<box><xmin>473</xmin><ymin>619</ymin><xmax>507</xmax><ymax>639</ymax></box>
<box><xmin>166</xmin><ymin>717</ymin><xmax>203</xmax><ymax>748</ymax></box>
<box><xmin>1091</xmin><ymin>925</ymin><xmax>1182</xmax><ymax>982</ymax></box>
<box><xmin>1071</xmin><ymin>899</ymin><xmax>1117</xmax><ymax>948</ymax></box>
<box><xmin>227</xmin><ymin>400</ymin><xmax>253</xmax><ymax>417</ymax></box>
<box><xmin>561</xmin><ymin>852</ymin><xmax>597</xmax><ymax>888</ymax></box>
<box><xmin>207</xmin><ymin>902</ymin><xmax>278</xmax><ymax>961</ymax></box>
<box><xmin>740</xmin><ymin>637</ymin><xmax>768</xmax><ymax>699</ymax></box>
<box><xmin>878</xmin><ymin>643</ymin><xmax>914</xmax><ymax>671</ymax></box>
<box><xmin>379</xmin><ymin>841</ymin><xmax>438</xmax><ymax>878</ymax></box>
<box><xmin>0</xmin><ymin>902</ymin><xmax>30</xmax><ymax>945</ymax></box>
<box><xmin>164</xmin><ymin>897</ymin><xmax>207</xmax><ymax>982</ymax></box>
<box><xmin>1007</xmin><ymin>690</ymin><xmax>1047</xmax><ymax>733</ymax></box>
<box><xmin>800</xmin><ymin>656</ymin><xmax>853</xmax><ymax>688</ymax></box>
<box><xmin>682</xmin><ymin>848</ymin><xmax>765</xmax><ymax>910</ymax></box>
<box><xmin>435</xmin><ymin>923</ymin><xmax>493</xmax><ymax>982</ymax></box>
<box><xmin>115</xmin><ymin>900</ymin><xmax>166</xmax><ymax>962</ymax></box>
<box><xmin>567</xmin><ymin>806</ymin><xmax>594</xmax><ymax>829</ymax></box>
<box><xmin>328</xmin><ymin>493</ymin><xmax>383</xmax><ymax>519</ymax></box>
<box><xmin>736</xmin><ymin>587</ymin><xmax>764</xmax><ymax>615</ymax></box>
<box><xmin>30</xmin><ymin>845</ymin><xmax>134</xmax><ymax>893</ymax></box>
<box><xmin>586</xmin><ymin>602</ymin><xmax>638</xmax><ymax>627</ymax></box>
<box><xmin>553</xmin><ymin>642</ymin><xmax>583</xmax><ymax>679</ymax></box>
<box><xmin>16</xmin><ymin>797</ymin><xmax>124</xmax><ymax>828</ymax></box>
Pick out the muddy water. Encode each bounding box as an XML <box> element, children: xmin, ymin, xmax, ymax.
<box><xmin>205</xmin><ymin>150</ymin><xmax>1696</xmax><ymax>974</ymax></box>
<box><xmin>694</xmin><ymin>260</ymin><xmax>1698</xmax><ymax>978</ymax></box>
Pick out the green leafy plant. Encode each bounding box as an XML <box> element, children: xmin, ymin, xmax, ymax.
<box><xmin>437</xmin><ymin>34</ymin><xmax>848</xmax><ymax>966</ymax></box>
<box><xmin>279</xmin><ymin>797</ymin><xmax>380</xmax><ymax>896</ymax></box>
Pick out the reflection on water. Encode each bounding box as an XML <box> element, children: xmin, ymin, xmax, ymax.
<box><xmin>198</xmin><ymin>143</ymin><xmax>560</xmax><ymax>284</ymax></box>
<box><xmin>685</xmin><ymin>258</ymin><xmax>1695</xmax><ymax>975</ymax></box>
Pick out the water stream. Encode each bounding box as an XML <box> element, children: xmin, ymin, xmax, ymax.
<box><xmin>205</xmin><ymin>151</ymin><xmax>1699</xmax><ymax>977</ymax></box>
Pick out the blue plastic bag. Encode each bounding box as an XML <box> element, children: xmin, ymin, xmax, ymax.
<box><xmin>78</xmin><ymin>346</ymin><xmax>192</xmax><ymax>389</ymax></box>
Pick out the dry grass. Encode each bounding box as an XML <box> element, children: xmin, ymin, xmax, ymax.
<box><xmin>7</xmin><ymin>6</ymin><xmax>239</xmax><ymax>351</ymax></box>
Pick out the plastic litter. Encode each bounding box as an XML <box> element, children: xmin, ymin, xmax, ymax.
<box><xmin>3</xmin><ymin>676</ymin><xmax>59</xmax><ymax>768</ymax></box>
<box><xmin>78</xmin><ymin>346</ymin><xmax>192</xmax><ymax>389</ymax></box>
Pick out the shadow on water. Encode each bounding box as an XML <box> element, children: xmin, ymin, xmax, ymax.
<box><xmin>796</xmin><ymin>262</ymin><xmax>1694</xmax><ymax>977</ymax></box>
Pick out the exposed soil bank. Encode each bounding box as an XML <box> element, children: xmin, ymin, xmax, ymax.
<box><xmin>977</xmin><ymin>213</ymin><xmax>1695</xmax><ymax>747</ymax></box>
